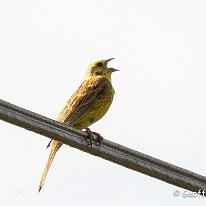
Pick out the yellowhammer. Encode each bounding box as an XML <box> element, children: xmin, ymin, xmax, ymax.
<box><xmin>38</xmin><ymin>58</ymin><xmax>118</xmax><ymax>191</ymax></box>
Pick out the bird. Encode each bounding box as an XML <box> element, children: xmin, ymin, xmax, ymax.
<box><xmin>38</xmin><ymin>58</ymin><xmax>118</xmax><ymax>192</ymax></box>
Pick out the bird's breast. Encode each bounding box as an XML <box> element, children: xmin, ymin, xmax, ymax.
<box><xmin>74</xmin><ymin>81</ymin><xmax>114</xmax><ymax>128</ymax></box>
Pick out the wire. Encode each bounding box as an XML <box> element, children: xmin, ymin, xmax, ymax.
<box><xmin>0</xmin><ymin>99</ymin><xmax>206</xmax><ymax>195</ymax></box>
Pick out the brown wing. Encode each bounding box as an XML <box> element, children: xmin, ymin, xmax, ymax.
<box><xmin>56</xmin><ymin>77</ymin><xmax>109</xmax><ymax>126</ymax></box>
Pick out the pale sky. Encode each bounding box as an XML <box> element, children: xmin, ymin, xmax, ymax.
<box><xmin>0</xmin><ymin>0</ymin><xmax>206</xmax><ymax>205</ymax></box>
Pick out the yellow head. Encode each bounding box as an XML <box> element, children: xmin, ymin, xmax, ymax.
<box><xmin>84</xmin><ymin>58</ymin><xmax>118</xmax><ymax>81</ymax></box>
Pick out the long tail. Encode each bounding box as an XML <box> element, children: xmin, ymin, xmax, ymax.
<box><xmin>38</xmin><ymin>141</ymin><xmax>62</xmax><ymax>192</ymax></box>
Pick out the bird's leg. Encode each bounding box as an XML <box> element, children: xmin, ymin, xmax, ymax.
<box><xmin>91</xmin><ymin>131</ymin><xmax>104</xmax><ymax>147</ymax></box>
<box><xmin>84</xmin><ymin>127</ymin><xmax>94</xmax><ymax>147</ymax></box>
<box><xmin>85</xmin><ymin>128</ymin><xmax>104</xmax><ymax>148</ymax></box>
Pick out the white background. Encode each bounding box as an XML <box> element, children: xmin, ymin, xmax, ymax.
<box><xmin>0</xmin><ymin>0</ymin><xmax>206</xmax><ymax>205</ymax></box>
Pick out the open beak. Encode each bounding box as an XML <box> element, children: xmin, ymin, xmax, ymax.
<box><xmin>105</xmin><ymin>58</ymin><xmax>119</xmax><ymax>72</ymax></box>
<box><xmin>105</xmin><ymin>58</ymin><xmax>115</xmax><ymax>64</ymax></box>
<box><xmin>109</xmin><ymin>67</ymin><xmax>119</xmax><ymax>72</ymax></box>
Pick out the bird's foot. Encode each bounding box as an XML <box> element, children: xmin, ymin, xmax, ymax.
<box><xmin>84</xmin><ymin>128</ymin><xmax>104</xmax><ymax>148</ymax></box>
<box><xmin>91</xmin><ymin>131</ymin><xmax>104</xmax><ymax>147</ymax></box>
<box><xmin>85</xmin><ymin>128</ymin><xmax>94</xmax><ymax>147</ymax></box>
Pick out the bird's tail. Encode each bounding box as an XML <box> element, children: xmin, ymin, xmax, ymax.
<box><xmin>38</xmin><ymin>141</ymin><xmax>62</xmax><ymax>192</ymax></box>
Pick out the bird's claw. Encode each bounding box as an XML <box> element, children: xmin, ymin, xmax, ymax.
<box><xmin>85</xmin><ymin>128</ymin><xmax>94</xmax><ymax>147</ymax></box>
<box><xmin>91</xmin><ymin>132</ymin><xmax>104</xmax><ymax>147</ymax></box>
<box><xmin>84</xmin><ymin>128</ymin><xmax>104</xmax><ymax>148</ymax></box>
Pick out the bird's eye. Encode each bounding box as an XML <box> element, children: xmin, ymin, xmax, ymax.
<box><xmin>95</xmin><ymin>71</ymin><xmax>102</xmax><ymax>75</ymax></box>
<box><xmin>96</xmin><ymin>62</ymin><xmax>103</xmax><ymax>67</ymax></box>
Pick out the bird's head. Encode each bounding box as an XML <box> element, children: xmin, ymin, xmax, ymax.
<box><xmin>84</xmin><ymin>58</ymin><xmax>119</xmax><ymax>81</ymax></box>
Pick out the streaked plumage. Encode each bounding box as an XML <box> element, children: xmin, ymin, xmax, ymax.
<box><xmin>38</xmin><ymin>58</ymin><xmax>118</xmax><ymax>191</ymax></box>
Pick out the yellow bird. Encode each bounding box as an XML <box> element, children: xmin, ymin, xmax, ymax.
<box><xmin>38</xmin><ymin>58</ymin><xmax>118</xmax><ymax>191</ymax></box>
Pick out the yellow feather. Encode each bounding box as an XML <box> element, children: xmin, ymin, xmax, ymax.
<box><xmin>38</xmin><ymin>59</ymin><xmax>118</xmax><ymax>191</ymax></box>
